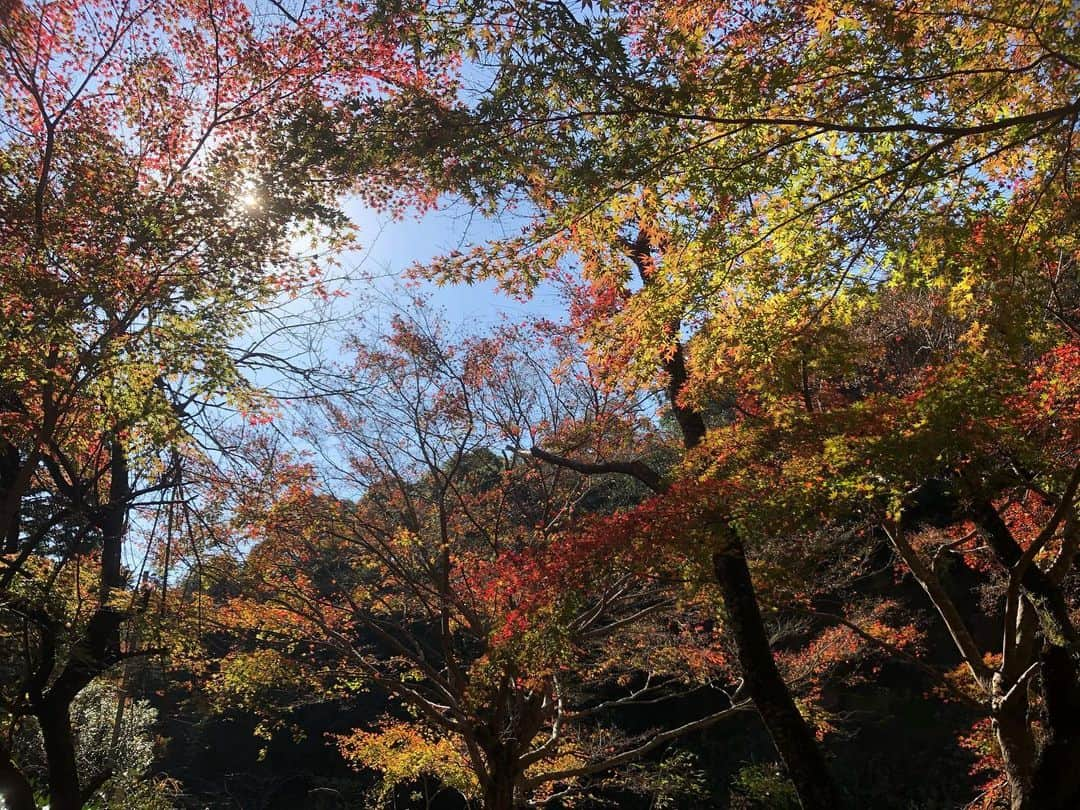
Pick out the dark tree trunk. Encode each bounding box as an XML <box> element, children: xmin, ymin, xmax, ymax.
<box><xmin>664</xmin><ymin>343</ymin><xmax>707</xmax><ymax>447</ymax></box>
<box><xmin>969</xmin><ymin>495</ymin><xmax>1080</xmax><ymax>808</ymax></box>
<box><xmin>1028</xmin><ymin>645</ymin><xmax>1080</xmax><ymax>809</ymax></box>
<box><xmin>713</xmin><ymin>540</ymin><xmax>841</xmax><ymax>810</ymax></box>
<box><xmin>0</xmin><ymin>746</ymin><xmax>36</xmax><ymax>810</ymax></box>
<box><xmin>971</xmin><ymin>500</ymin><xmax>1078</xmax><ymax>647</ymax></box>
<box><xmin>28</xmin><ymin>438</ymin><xmax>131</xmax><ymax>810</ymax></box>
<box><xmin>481</xmin><ymin>746</ymin><xmax>521</xmax><ymax>810</ymax></box>
<box><xmin>617</xmin><ymin>233</ymin><xmax>838</xmax><ymax>808</ymax></box>
<box><xmin>1</xmin><ymin>439</ymin><xmax>20</xmax><ymax>553</ymax></box>
<box><xmin>99</xmin><ymin>440</ymin><xmax>128</xmax><ymax>597</ymax></box>
<box><xmin>0</xmin><ymin>391</ymin><xmax>49</xmax><ymax>551</ymax></box>
<box><xmin>38</xmin><ymin>698</ymin><xmax>82</xmax><ymax>810</ymax></box>
<box><xmin>483</xmin><ymin>777</ymin><xmax>517</xmax><ymax>810</ymax></box>
<box><xmin>662</xmin><ymin>333</ymin><xmax>839</xmax><ymax>810</ymax></box>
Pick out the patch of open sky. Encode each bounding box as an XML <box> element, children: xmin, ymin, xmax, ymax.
<box><xmin>225</xmin><ymin>191</ymin><xmax>573</xmax><ymax>470</ymax></box>
<box><xmin>339</xmin><ymin>195</ymin><xmax>566</xmax><ymax>327</ymax></box>
<box><xmin>240</xmin><ymin>193</ymin><xmax>569</xmax><ymax>409</ymax></box>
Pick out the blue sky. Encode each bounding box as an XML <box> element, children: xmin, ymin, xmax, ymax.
<box><xmin>340</xmin><ymin>198</ymin><xmax>566</xmax><ymax>328</ymax></box>
<box><xmin>237</xmin><ymin>196</ymin><xmax>568</xmax><ymax>406</ymax></box>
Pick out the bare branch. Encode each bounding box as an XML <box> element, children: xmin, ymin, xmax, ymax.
<box><xmin>523</xmin><ymin>446</ymin><xmax>665</xmax><ymax>493</ymax></box>
<box><xmin>525</xmin><ymin>700</ymin><xmax>753</xmax><ymax>789</ymax></box>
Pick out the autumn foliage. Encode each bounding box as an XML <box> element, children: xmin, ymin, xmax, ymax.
<box><xmin>3</xmin><ymin>1</ymin><xmax>1080</xmax><ymax>809</ymax></box>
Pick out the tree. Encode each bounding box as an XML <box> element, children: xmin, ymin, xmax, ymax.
<box><xmin>0</xmin><ymin>1</ymin><xmax>448</xmax><ymax>807</ymax></box>
<box><xmin>740</xmin><ymin>243</ymin><xmax>1079</xmax><ymax>809</ymax></box>
<box><xmin>209</xmin><ymin>312</ymin><xmax>752</xmax><ymax>809</ymax></box>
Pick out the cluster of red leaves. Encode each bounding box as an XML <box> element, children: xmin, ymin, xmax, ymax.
<box><xmin>957</xmin><ymin>718</ymin><xmax>1008</xmax><ymax>808</ymax></box>
<box><xmin>777</xmin><ymin>600</ymin><xmax>923</xmax><ymax>739</ymax></box>
<box><xmin>462</xmin><ymin>478</ymin><xmax>730</xmax><ymax>644</ymax></box>
<box><xmin>1010</xmin><ymin>341</ymin><xmax>1080</xmax><ymax>449</ymax></box>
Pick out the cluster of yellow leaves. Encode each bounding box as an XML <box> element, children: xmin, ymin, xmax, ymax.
<box><xmin>336</xmin><ymin>720</ymin><xmax>478</xmax><ymax>803</ymax></box>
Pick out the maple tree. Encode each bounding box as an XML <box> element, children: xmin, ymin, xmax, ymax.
<box><xmin>765</xmin><ymin>244</ymin><xmax>1079</xmax><ymax>809</ymax></box>
<box><xmin>670</xmin><ymin>268</ymin><xmax>1078</xmax><ymax>810</ymax></box>
<box><xmin>204</xmin><ymin>312</ymin><xmax>755</xmax><ymax>810</ymax></box>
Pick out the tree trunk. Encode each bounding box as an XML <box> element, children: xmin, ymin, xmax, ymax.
<box><xmin>1</xmin><ymin>438</ymin><xmax>21</xmax><ymax>553</ymax></box>
<box><xmin>713</xmin><ymin>540</ymin><xmax>841</xmax><ymax>810</ymax></box>
<box><xmin>971</xmin><ymin>500</ymin><xmax>1080</xmax><ymax>807</ymax></box>
<box><xmin>664</xmin><ymin>336</ymin><xmax>839</xmax><ymax>809</ymax></box>
<box><xmin>35</xmin><ymin>440</ymin><xmax>130</xmax><ymax>810</ymax></box>
<box><xmin>38</xmin><ymin>698</ymin><xmax>82</xmax><ymax>810</ymax></box>
<box><xmin>483</xmin><ymin>776</ymin><xmax>517</xmax><ymax>810</ymax></box>
<box><xmin>971</xmin><ymin>500</ymin><xmax>1078</xmax><ymax>648</ymax></box>
<box><xmin>99</xmin><ymin>439</ymin><xmax>128</xmax><ymax>600</ymax></box>
<box><xmin>0</xmin><ymin>746</ymin><xmax>36</xmax><ymax>810</ymax></box>
<box><xmin>619</xmin><ymin>241</ymin><xmax>839</xmax><ymax>809</ymax></box>
<box><xmin>992</xmin><ymin>674</ymin><xmax>1036</xmax><ymax>810</ymax></box>
<box><xmin>481</xmin><ymin>747</ymin><xmax>520</xmax><ymax>810</ymax></box>
<box><xmin>1028</xmin><ymin>645</ymin><xmax>1080</xmax><ymax>809</ymax></box>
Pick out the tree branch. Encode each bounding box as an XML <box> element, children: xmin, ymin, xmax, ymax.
<box><xmin>525</xmin><ymin>700</ymin><xmax>752</xmax><ymax>788</ymax></box>
<box><xmin>524</xmin><ymin>446</ymin><xmax>665</xmax><ymax>493</ymax></box>
<box><xmin>883</xmin><ymin>523</ymin><xmax>992</xmax><ymax>690</ymax></box>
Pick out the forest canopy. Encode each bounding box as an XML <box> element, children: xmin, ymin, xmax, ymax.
<box><xmin>1</xmin><ymin>1</ymin><xmax>1078</xmax><ymax>809</ymax></box>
